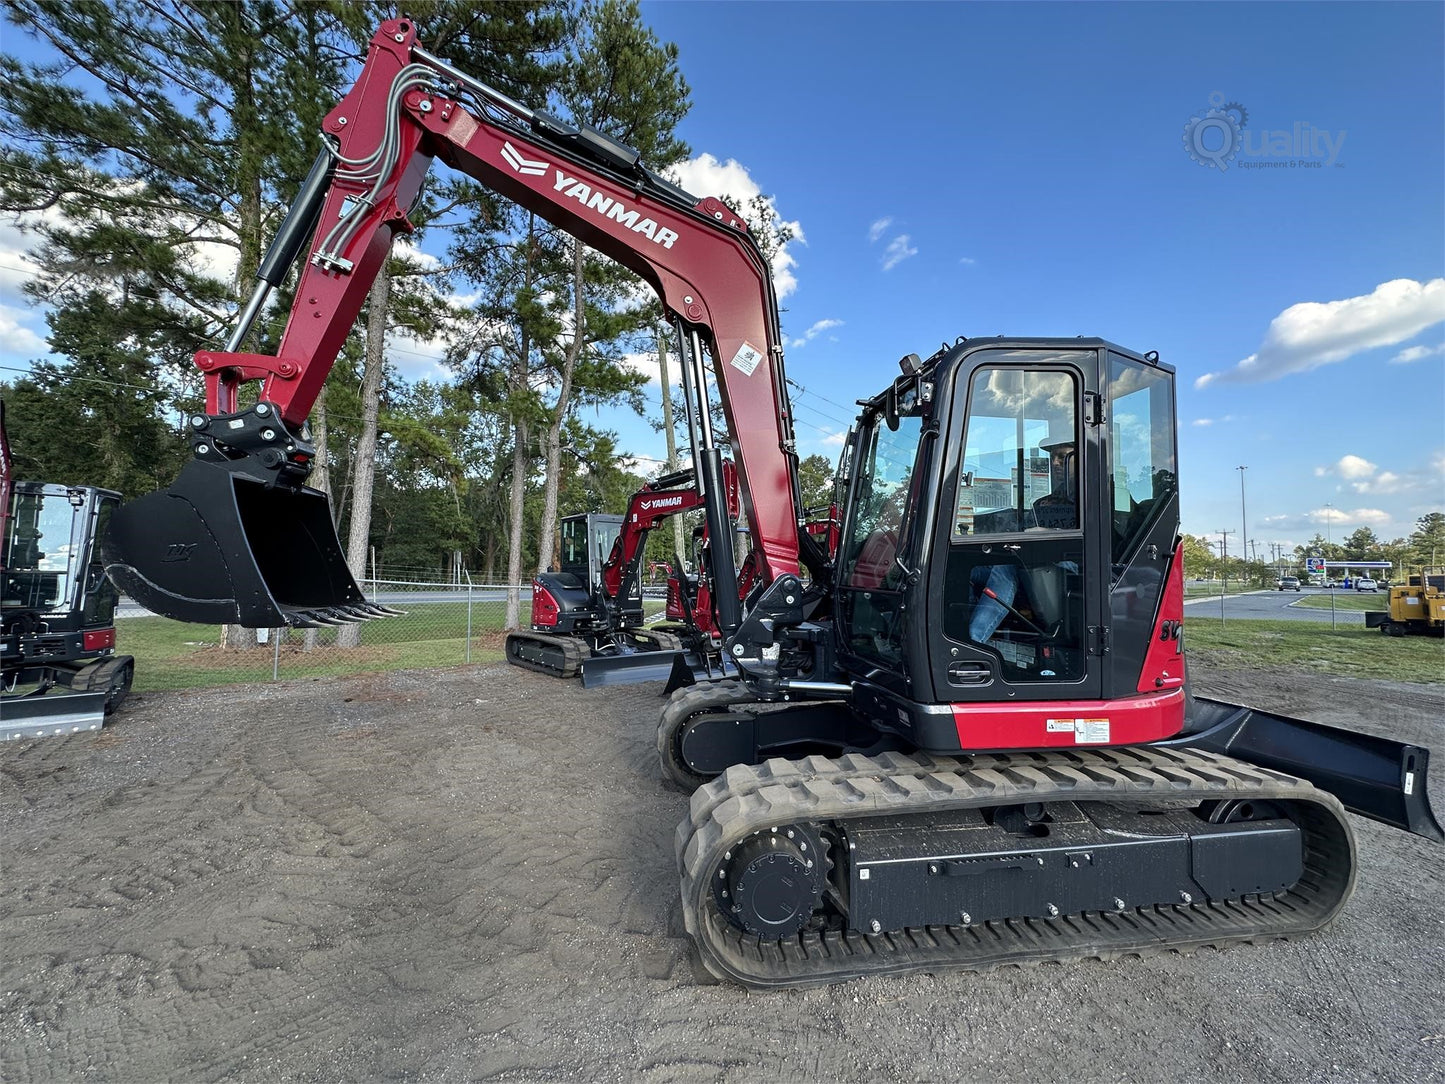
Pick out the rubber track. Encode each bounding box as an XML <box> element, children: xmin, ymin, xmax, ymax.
<box><xmin>657</xmin><ymin>679</ymin><xmax>752</xmax><ymax>791</ymax></box>
<box><xmin>633</xmin><ymin>628</ymin><xmax>684</xmax><ymax>652</ymax></box>
<box><xmin>676</xmin><ymin>746</ymin><xmax>1357</xmax><ymax>989</ymax></box>
<box><xmin>504</xmin><ymin>631</ymin><xmax>588</xmax><ymax>679</ymax></box>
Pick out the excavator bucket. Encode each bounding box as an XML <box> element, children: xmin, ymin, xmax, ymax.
<box><xmin>102</xmin><ymin>460</ymin><xmax>387</xmax><ymax>628</ymax></box>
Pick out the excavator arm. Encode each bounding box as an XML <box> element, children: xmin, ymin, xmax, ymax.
<box><xmin>105</xmin><ymin>19</ymin><xmax>806</xmax><ymax>635</ymax></box>
<box><xmin>599</xmin><ymin>461</ymin><xmax>738</xmax><ymax>601</ymax></box>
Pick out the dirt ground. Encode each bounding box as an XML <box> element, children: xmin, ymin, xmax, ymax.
<box><xmin>2</xmin><ymin>663</ymin><xmax>1442</xmax><ymax>1083</ymax></box>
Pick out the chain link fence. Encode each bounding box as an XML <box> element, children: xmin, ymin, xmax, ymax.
<box><xmin>119</xmin><ymin>580</ymin><xmax>529</xmax><ymax>692</ymax></box>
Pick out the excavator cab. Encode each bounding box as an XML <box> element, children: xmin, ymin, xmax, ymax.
<box><xmin>834</xmin><ymin>340</ymin><xmax>1184</xmax><ymax>747</ymax></box>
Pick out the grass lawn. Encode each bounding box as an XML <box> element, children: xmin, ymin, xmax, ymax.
<box><xmin>1186</xmin><ymin>619</ymin><xmax>1445</xmax><ymax>682</ymax></box>
<box><xmin>118</xmin><ymin>599</ymin><xmax>666</xmax><ymax>692</ymax></box>
<box><xmin>1291</xmin><ymin>591</ymin><xmax>1387</xmax><ymax>612</ymax></box>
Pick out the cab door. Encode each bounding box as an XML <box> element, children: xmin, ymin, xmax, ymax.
<box><xmin>924</xmin><ymin>346</ymin><xmax>1106</xmax><ymax>703</ymax></box>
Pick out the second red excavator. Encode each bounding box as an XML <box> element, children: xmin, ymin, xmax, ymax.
<box><xmin>505</xmin><ymin>463</ymin><xmax>741</xmax><ymax>686</ymax></box>
<box><xmin>103</xmin><ymin>20</ymin><xmax>1440</xmax><ymax>988</ymax></box>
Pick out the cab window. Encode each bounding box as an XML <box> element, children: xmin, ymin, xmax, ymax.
<box><xmin>1108</xmin><ymin>356</ymin><xmax>1177</xmax><ymax>564</ymax></box>
<box><xmin>955</xmin><ymin>369</ymin><xmax>1079</xmax><ymax>537</ymax></box>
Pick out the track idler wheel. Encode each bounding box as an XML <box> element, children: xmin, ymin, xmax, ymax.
<box><xmin>710</xmin><ymin>824</ymin><xmax>828</xmax><ymax>939</ymax></box>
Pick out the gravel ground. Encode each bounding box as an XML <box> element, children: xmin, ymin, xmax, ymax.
<box><xmin>1</xmin><ymin>663</ymin><xmax>1442</xmax><ymax>1083</ymax></box>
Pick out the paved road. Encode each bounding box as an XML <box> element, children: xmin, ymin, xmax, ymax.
<box><xmin>1184</xmin><ymin>587</ymin><xmax>1376</xmax><ymax>624</ymax></box>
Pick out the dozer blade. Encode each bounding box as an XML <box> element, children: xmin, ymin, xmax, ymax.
<box><xmin>2</xmin><ymin>691</ymin><xmax>107</xmax><ymax>741</ymax></box>
<box><xmin>102</xmin><ymin>460</ymin><xmax>369</xmax><ymax>628</ymax></box>
<box><xmin>580</xmin><ymin>648</ymin><xmax>698</xmax><ymax>689</ymax></box>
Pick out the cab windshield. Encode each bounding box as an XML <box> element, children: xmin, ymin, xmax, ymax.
<box><xmin>3</xmin><ymin>490</ymin><xmax>76</xmax><ymax>611</ymax></box>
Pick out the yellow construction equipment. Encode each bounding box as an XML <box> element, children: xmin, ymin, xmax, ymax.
<box><xmin>1366</xmin><ymin>569</ymin><xmax>1445</xmax><ymax>637</ymax></box>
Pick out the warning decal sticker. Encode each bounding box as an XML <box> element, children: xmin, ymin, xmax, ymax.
<box><xmin>729</xmin><ymin>341</ymin><xmax>764</xmax><ymax>376</ymax></box>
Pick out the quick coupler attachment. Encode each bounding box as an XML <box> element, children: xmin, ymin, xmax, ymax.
<box><xmin>102</xmin><ymin>404</ymin><xmax>384</xmax><ymax>628</ymax></box>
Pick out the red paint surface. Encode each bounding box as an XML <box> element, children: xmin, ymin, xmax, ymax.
<box><xmin>529</xmin><ymin>583</ymin><xmax>560</xmax><ymax>628</ymax></box>
<box><xmin>82</xmin><ymin>628</ymin><xmax>116</xmax><ymax>652</ymax></box>
<box><xmin>1136</xmin><ymin>544</ymin><xmax>1187</xmax><ymax>694</ymax></box>
<box><xmin>951</xmin><ymin>688</ymin><xmax>1185</xmax><ymax>751</ymax></box>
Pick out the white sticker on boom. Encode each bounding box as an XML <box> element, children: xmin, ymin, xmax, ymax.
<box><xmin>1074</xmin><ymin>718</ymin><xmax>1111</xmax><ymax>744</ymax></box>
<box><xmin>729</xmin><ymin>341</ymin><xmax>764</xmax><ymax>376</ymax></box>
<box><xmin>1405</xmin><ymin>772</ymin><xmax>1415</xmax><ymax>796</ymax></box>
<box><xmin>1046</xmin><ymin>719</ymin><xmax>1075</xmax><ymax>733</ymax></box>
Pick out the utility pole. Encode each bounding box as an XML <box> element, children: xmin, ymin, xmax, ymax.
<box><xmin>1218</xmin><ymin>528</ymin><xmax>1235</xmax><ymax>624</ymax></box>
<box><xmin>654</xmin><ymin>325</ymin><xmax>687</xmax><ymax>567</ymax></box>
<box><xmin>1324</xmin><ymin>503</ymin><xmax>1337</xmax><ymax>630</ymax></box>
<box><xmin>1237</xmin><ymin>465</ymin><xmax>1249</xmax><ymax>583</ymax></box>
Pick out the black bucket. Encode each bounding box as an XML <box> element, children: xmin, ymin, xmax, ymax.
<box><xmin>102</xmin><ymin>460</ymin><xmax>381</xmax><ymax>628</ymax></box>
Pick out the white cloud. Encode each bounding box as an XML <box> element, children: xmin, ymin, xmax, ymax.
<box><xmin>0</xmin><ymin>305</ymin><xmax>47</xmax><ymax>355</ymax></box>
<box><xmin>620</xmin><ymin>350</ymin><xmax>664</xmax><ymax>388</ymax></box>
<box><xmin>1195</xmin><ymin>278</ymin><xmax>1445</xmax><ymax>388</ymax></box>
<box><xmin>790</xmin><ymin>317</ymin><xmax>843</xmax><ymax>349</ymax></box>
<box><xmin>959</xmin><ymin>256</ymin><xmax>977</xmax><ymax>265</ymax></box>
<box><xmin>385</xmin><ymin>326</ymin><xmax>451</xmax><ymax>382</ymax></box>
<box><xmin>1312</xmin><ymin>452</ymin><xmax>1440</xmax><ymax>496</ymax></box>
<box><xmin>1333</xmin><ymin>454</ymin><xmax>1376</xmax><ymax>479</ymax></box>
<box><xmin>868</xmin><ymin>217</ymin><xmax>893</xmax><ymax>243</ymax></box>
<box><xmin>1308</xmin><ymin>506</ymin><xmax>1391</xmax><ymax>526</ymax></box>
<box><xmin>881</xmin><ymin>234</ymin><xmax>917</xmax><ymax>272</ymax></box>
<box><xmin>667</xmin><ymin>153</ymin><xmax>804</xmax><ymax>298</ymax></box>
<box><xmin>1192</xmin><ymin>418</ymin><xmax>1213</xmax><ymax>427</ymax></box>
<box><xmin>1192</xmin><ymin>414</ymin><xmax>1235</xmax><ymax>427</ymax></box>
<box><xmin>1391</xmin><ymin>341</ymin><xmax>1445</xmax><ymax>365</ymax></box>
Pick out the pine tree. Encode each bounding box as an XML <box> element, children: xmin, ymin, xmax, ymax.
<box><xmin>531</xmin><ymin>0</ymin><xmax>691</xmax><ymax>577</ymax></box>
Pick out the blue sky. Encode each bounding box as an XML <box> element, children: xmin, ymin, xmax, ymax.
<box><xmin>2</xmin><ymin>2</ymin><xmax>1441</xmax><ymax>554</ymax></box>
<box><xmin>623</xmin><ymin>0</ymin><xmax>1445</xmax><ymax>553</ymax></box>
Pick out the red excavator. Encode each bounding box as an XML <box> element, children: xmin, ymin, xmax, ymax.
<box><xmin>103</xmin><ymin>20</ymin><xmax>1440</xmax><ymax>988</ymax></box>
<box><xmin>506</xmin><ymin>463</ymin><xmax>741</xmax><ymax>686</ymax></box>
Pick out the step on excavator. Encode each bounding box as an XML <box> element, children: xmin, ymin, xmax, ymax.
<box><xmin>2</xmin><ymin>403</ymin><xmax>135</xmax><ymax>738</ymax></box>
<box><xmin>103</xmin><ymin>20</ymin><xmax>1441</xmax><ymax>988</ymax></box>
<box><xmin>504</xmin><ymin>463</ymin><xmax>741</xmax><ymax>687</ymax></box>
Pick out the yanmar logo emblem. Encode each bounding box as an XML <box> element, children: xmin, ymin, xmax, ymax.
<box><xmin>500</xmin><ymin>142</ymin><xmax>679</xmax><ymax>250</ymax></box>
<box><xmin>161</xmin><ymin>543</ymin><xmax>197</xmax><ymax>563</ymax></box>
<box><xmin>501</xmin><ymin>141</ymin><xmax>548</xmax><ymax>176</ymax></box>
<box><xmin>640</xmin><ymin>495</ymin><xmax>686</xmax><ymax>511</ymax></box>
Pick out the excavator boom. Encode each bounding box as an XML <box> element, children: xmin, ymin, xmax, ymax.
<box><xmin>104</xmin><ymin>19</ymin><xmax>805</xmax><ymax>630</ymax></box>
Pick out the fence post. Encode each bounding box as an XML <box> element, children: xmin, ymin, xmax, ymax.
<box><xmin>465</xmin><ymin>569</ymin><xmax>474</xmax><ymax>664</ymax></box>
<box><xmin>272</xmin><ymin>629</ymin><xmax>280</xmax><ymax>681</ymax></box>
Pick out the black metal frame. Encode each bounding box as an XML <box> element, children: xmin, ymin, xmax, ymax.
<box><xmin>1166</xmin><ymin>697</ymin><xmax>1444</xmax><ymax>842</ymax></box>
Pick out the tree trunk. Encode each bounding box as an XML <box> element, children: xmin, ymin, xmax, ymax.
<box><xmin>338</xmin><ymin>268</ymin><xmax>390</xmax><ymax>648</ymax></box>
<box><xmin>655</xmin><ymin>323</ymin><xmax>687</xmax><ymax>565</ymax></box>
<box><xmin>504</xmin><ymin>415</ymin><xmax>529</xmax><ymax>629</ymax></box>
<box><xmin>536</xmin><ymin>240</ymin><xmax>586</xmax><ymax>576</ymax></box>
<box><xmin>302</xmin><ymin>386</ymin><xmax>331</xmax><ymax>652</ymax></box>
<box><xmin>221</xmin><ymin>21</ymin><xmax>263</xmax><ymax>653</ymax></box>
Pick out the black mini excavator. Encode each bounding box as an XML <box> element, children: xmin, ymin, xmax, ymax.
<box><xmin>2</xmin><ymin>402</ymin><xmax>134</xmax><ymax>738</ymax></box>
